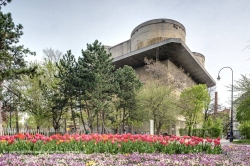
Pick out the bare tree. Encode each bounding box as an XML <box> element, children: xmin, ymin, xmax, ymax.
<box><xmin>43</xmin><ymin>48</ymin><xmax>63</xmax><ymax>63</ymax></box>
<box><xmin>204</xmin><ymin>87</ymin><xmax>216</xmax><ymax>122</ymax></box>
<box><xmin>142</xmin><ymin>58</ymin><xmax>188</xmax><ymax>90</ymax></box>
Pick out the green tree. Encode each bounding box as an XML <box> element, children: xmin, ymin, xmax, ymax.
<box><xmin>203</xmin><ymin>87</ymin><xmax>216</xmax><ymax>124</ymax></box>
<box><xmin>78</xmin><ymin>40</ymin><xmax>114</xmax><ymax>133</ymax></box>
<box><xmin>211</xmin><ymin>111</ymin><xmax>229</xmax><ymax>135</ymax></box>
<box><xmin>39</xmin><ymin>61</ymin><xmax>67</xmax><ymax>132</ymax></box>
<box><xmin>234</xmin><ymin>75</ymin><xmax>250</xmax><ymax>101</ymax></box>
<box><xmin>15</xmin><ymin>62</ymin><xmax>52</xmax><ymax>129</ymax></box>
<box><xmin>137</xmin><ymin>81</ymin><xmax>179</xmax><ymax>135</ymax></box>
<box><xmin>238</xmin><ymin>121</ymin><xmax>250</xmax><ymax>139</ymax></box>
<box><xmin>180</xmin><ymin>84</ymin><xmax>210</xmax><ymax>136</ymax></box>
<box><xmin>236</xmin><ymin>96</ymin><xmax>250</xmax><ymax>123</ymax></box>
<box><xmin>1</xmin><ymin>84</ymin><xmax>19</xmax><ymax>129</ymax></box>
<box><xmin>75</xmin><ymin>58</ymin><xmax>95</xmax><ymax>133</ymax></box>
<box><xmin>110</xmin><ymin>65</ymin><xmax>142</xmax><ymax>133</ymax></box>
<box><xmin>234</xmin><ymin>75</ymin><xmax>250</xmax><ymax>123</ymax></box>
<box><xmin>0</xmin><ymin>2</ymin><xmax>36</xmax><ymax>133</ymax></box>
<box><xmin>137</xmin><ymin>59</ymin><xmax>182</xmax><ymax>135</ymax></box>
<box><xmin>56</xmin><ymin>51</ymin><xmax>78</xmax><ymax>131</ymax></box>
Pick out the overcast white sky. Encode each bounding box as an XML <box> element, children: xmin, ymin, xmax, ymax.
<box><xmin>2</xmin><ymin>0</ymin><xmax>250</xmax><ymax>108</ymax></box>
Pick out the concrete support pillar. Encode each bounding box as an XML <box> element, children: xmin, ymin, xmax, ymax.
<box><xmin>150</xmin><ymin>120</ymin><xmax>154</xmax><ymax>135</ymax></box>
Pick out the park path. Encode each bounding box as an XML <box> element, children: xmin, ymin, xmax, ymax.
<box><xmin>220</xmin><ymin>138</ymin><xmax>250</xmax><ymax>146</ymax></box>
<box><xmin>220</xmin><ymin>138</ymin><xmax>237</xmax><ymax>146</ymax></box>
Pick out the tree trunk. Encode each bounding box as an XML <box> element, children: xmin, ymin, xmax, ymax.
<box><xmin>96</xmin><ymin>111</ymin><xmax>99</xmax><ymax>133</ymax></box>
<box><xmin>89</xmin><ymin>124</ymin><xmax>93</xmax><ymax>133</ymax></box>
<box><xmin>156</xmin><ymin>122</ymin><xmax>163</xmax><ymax>135</ymax></box>
<box><xmin>85</xmin><ymin>100</ymin><xmax>93</xmax><ymax>133</ymax></box>
<box><xmin>9</xmin><ymin>111</ymin><xmax>12</xmax><ymax>128</ymax></box>
<box><xmin>37</xmin><ymin>126</ymin><xmax>40</xmax><ymax>132</ymax></box>
<box><xmin>52</xmin><ymin>113</ymin><xmax>60</xmax><ymax>133</ymax></box>
<box><xmin>119</xmin><ymin>110</ymin><xmax>122</xmax><ymax>134</ymax></box>
<box><xmin>53</xmin><ymin>119</ymin><xmax>60</xmax><ymax>133</ymax></box>
<box><xmin>101</xmin><ymin>110</ymin><xmax>104</xmax><ymax>134</ymax></box>
<box><xmin>79</xmin><ymin>96</ymin><xmax>87</xmax><ymax>133</ymax></box>
<box><xmin>15</xmin><ymin>110</ymin><xmax>19</xmax><ymax>134</ymax></box>
<box><xmin>70</xmin><ymin>100</ymin><xmax>77</xmax><ymax>132</ymax></box>
<box><xmin>188</xmin><ymin>125</ymin><xmax>192</xmax><ymax>136</ymax></box>
<box><xmin>64</xmin><ymin>118</ymin><xmax>67</xmax><ymax>133</ymax></box>
<box><xmin>79</xmin><ymin>110</ymin><xmax>86</xmax><ymax>132</ymax></box>
<box><xmin>115</xmin><ymin>109</ymin><xmax>119</xmax><ymax>134</ymax></box>
<box><xmin>114</xmin><ymin>128</ymin><xmax>118</xmax><ymax>134</ymax></box>
<box><xmin>122</xmin><ymin>109</ymin><xmax>125</xmax><ymax>134</ymax></box>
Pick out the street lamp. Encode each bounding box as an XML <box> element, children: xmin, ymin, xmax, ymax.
<box><xmin>217</xmin><ymin>67</ymin><xmax>234</xmax><ymax>142</ymax></box>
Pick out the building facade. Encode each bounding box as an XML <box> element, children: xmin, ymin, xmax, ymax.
<box><xmin>105</xmin><ymin>19</ymin><xmax>216</xmax><ymax>135</ymax></box>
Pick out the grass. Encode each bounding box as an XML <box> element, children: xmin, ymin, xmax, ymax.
<box><xmin>233</xmin><ymin>139</ymin><xmax>250</xmax><ymax>145</ymax></box>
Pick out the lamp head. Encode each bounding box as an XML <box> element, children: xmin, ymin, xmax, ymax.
<box><xmin>217</xmin><ymin>75</ymin><xmax>221</xmax><ymax>81</ymax></box>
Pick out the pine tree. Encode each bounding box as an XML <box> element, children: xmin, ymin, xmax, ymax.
<box><xmin>78</xmin><ymin>40</ymin><xmax>114</xmax><ymax>133</ymax></box>
<box><xmin>56</xmin><ymin>51</ymin><xmax>78</xmax><ymax>131</ymax></box>
<box><xmin>0</xmin><ymin>4</ymin><xmax>36</xmax><ymax>134</ymax></box>
<box><xmin>112</xmin><ymin>65</ymin><xmax>142</xmax><ymax>133</ymax></box>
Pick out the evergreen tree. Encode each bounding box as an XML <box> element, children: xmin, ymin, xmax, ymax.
<box><xmin>56</xmin><ymin>51</ymin><xmax>78</xmax><ymax>131</ymax></box>
<box><xmin>74</xmin><ymin>60</ymin><xmax>94</xmax><ymax>133</ymax></box>
<box><xmin>0</xmin><ymin>4</ymin><xmax>36</xmax><ymax>134</ymax></box>
<box><xmin>78</xmin><ymin>40</ymin><xmax>114</xmax><ymax>133</ymax></box>
<box><xmin>111</xmin><ymin>65</ymin><xmax>142</xmax><ymax>133</ymax></box>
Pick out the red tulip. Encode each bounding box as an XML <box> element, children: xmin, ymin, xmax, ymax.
<box><xmin>8</xmin><ymin>139</ymin><xmax>14</xmax><ymax>144</ymax></box>
<box><xmin>31</xmin><ymin>139</ymin><xmax>37</xmax><ymax>143</ymax></box>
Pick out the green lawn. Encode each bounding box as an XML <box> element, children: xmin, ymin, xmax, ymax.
<box><xmin>234</xmin><ymin>139</ymin><xmax>250</xmax><ymax>145</ymax></box>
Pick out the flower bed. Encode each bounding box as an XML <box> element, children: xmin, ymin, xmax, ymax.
<box><xmin>0</xmin><ymin>145</ymin><xmax>249</xmax><ymax>166</ymax></box>
<box><xmin>0</xmin><ymin>133</ymin><xmax>221</xmax><ymax>154</ymax></box>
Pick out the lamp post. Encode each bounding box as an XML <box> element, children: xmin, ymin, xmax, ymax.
<box><xmin>217</xmin><ymin>67</ymin><xmax>234</xmax><ymax>142</ymax></box>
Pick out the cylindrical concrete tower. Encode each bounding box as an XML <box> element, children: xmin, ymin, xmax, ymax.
<box><xmin>130</xmin><ymin>19</ymin><xmax>186</xmax><ymax>51</ymax></box>
<box><xmin>193</xmin><ymin>52</ymin><xmax>205</xmax><ymax>67</ymax></box>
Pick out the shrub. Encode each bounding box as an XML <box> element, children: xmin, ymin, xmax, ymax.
<box><xmin>238</xmin><ymin>121</ymin><xmax>250</xmax><ymax>139</ymax></box>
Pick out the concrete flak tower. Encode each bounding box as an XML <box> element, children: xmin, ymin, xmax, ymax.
<box><xmin>107</xmin><ymin>18</ymin><xmax>215</xmax><ymax>87</ymax></box>
<box><xmin>130</xmin><ymin>19</ymin><xmax>186</xmax><ymax>51</ymax></box>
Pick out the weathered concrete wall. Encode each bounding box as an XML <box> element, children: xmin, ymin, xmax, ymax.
<box><xmin>109</xmin><ymin>40</ymin><xmax>131</xmax><ymax>58</ymax></box>
<box><xmin>166</xmin><ymin>60</ymin><xmax>196</xmax><ymax>88</ymax></box>
<box><xmin>131</xmin><ymin>19</ymin><xmax>186</xmax><ymax>51</ymax></box>
<box><xmin>133</xmin><ymin>60</ymin><xmax>196</xmax><ymax>91</ymax></box>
